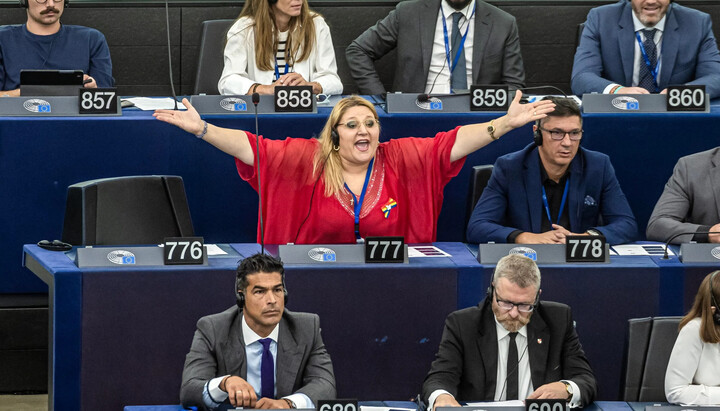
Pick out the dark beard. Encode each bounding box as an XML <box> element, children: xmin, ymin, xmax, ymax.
<box><xmin>446</xmin><ymin>0</ymin><xmax>472</xmax><ymax>11</ymax></box>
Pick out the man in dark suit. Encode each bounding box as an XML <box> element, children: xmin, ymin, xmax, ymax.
<box><xmin>345</xmin><ymin>0</ymin><xmax>525</xmax><ymax>95</ymax></box>
<box><xmin>180</xmin><ymin>254</ymin><xmax>336</xmax><ymax>410</ymax></box>
<box><xmin>466</xmin><ymin>97</ymin><xmax>637</xmax><ymax>245</ymax></box>
<box><xmin>646</xmin><ymin>147</ymin><xmax>720</xmax><ymax>244</ymax></box>
<box><xmin>422</xmin><ymin>254</ymin><xmax>597</xmax><ymax>409</ymax></box>
<box><xmin>571</xmin><ymin>0</ymin><xmax>720</xmax><ymax>97</ymax></box>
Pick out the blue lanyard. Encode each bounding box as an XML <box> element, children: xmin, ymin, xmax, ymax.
<box><xmin>344</xmin><ymin>158</ymin><xmax>374</xmax><ymax>241</ymax></box>
<box><xmin>274</xmin><ymin>57</ymin><xmax>289</xmax><ymax>81</ymax></box>
<box><xmin>541</xmin><ymin>178</ymin><xmax>570</xmax><ymax>227</ymax></box>
<box><xmin>440</xmin><ymin>5</ymin><xmax>475</xmax><ymax>89</ymax></box>
<box><xmin>635</xmin><ymin>32</ymin><xmax>660</xmax><ymax>92</ymax></box>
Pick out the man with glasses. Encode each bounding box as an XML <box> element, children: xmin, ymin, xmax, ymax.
<box><xmin>0</xmin><ymin>0</ymin><xmax>114</xmax><ymax>97</ymax></box>
<box><xmin>422</xmin><ymin>254</ymin><xmax>597</xmax><ymax>409</ymax></box>
<box><xmin>466</xmin><ymin>96</ymin><xmax>637</xmax><ymax>245</ymax></box>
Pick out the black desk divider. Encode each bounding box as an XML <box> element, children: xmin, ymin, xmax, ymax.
<box><xmin>679</xmin><ymin>243</ymin><xmax>720</xmax><ymax>263</ymax></box>
<box><xmin>190</xmin><ymin>94</ymin><xmax>317</xmax><ymax>115</ymax></box>
<box><xmin>0</xmin><ymin>96</ymin><xmax>121</xmax><ymax>116</ymax></box>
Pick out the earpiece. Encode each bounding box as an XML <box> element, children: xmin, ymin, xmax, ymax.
<box><xmin>331</xmin><ymin>129</ymin><xmax>339</xmax><ymax>147</ymax></box>
<box><xmin>710</xmin><ymin>271</ymin><xmax>720</xmax><ymax>326</ymax></box>
<box><xmin>37</xmin><ymin>239</ymin><xmax>72</xmax><ymax>251</ymax></box>
<box><xmin>533</xmin><ymin>122</ymin><xmax>543</xmax><ymax>146</ymax></box>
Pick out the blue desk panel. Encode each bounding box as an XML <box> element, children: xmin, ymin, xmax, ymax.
<box><xmin>23</xmin><ymin>243</ymin><xmax>467</xmax><ymax>411</ymax></box>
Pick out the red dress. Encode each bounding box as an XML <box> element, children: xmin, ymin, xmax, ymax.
<box><xmin>236</xmin><ymin>127</ymin><xmax>465</xmax><ymax>244</ymax></box>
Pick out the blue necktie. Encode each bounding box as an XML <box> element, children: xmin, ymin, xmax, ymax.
<box><xmin>638</xmin><ymin>29</ymin><xmax>658</xmax><ymax>92</ymax></box>
<box><xmin>259</xmin><ymin>338</ymin><xmax>274</xmax><ymax>399</ymax></box>
<box><xmin>451</xmin><ymin>12</ymin><xmax>467</xmax><ymax>92</ymax></box>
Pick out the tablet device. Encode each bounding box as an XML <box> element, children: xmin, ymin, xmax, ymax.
<box><xmin>20</xmin><ymin>69</ymin><xmax>84</xmax><ymax>96</ymax></box>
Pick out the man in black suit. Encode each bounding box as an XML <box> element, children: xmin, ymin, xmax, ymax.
<box><xmin>422</xmin><ymin>254</ymin><xmax>596</xmax><ymax>409</ymax></box>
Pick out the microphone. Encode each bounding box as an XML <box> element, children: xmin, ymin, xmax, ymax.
<box><xmin>164</xmin><ymin>0</ymin><xmax>178</xmax><ymax>110</ymax></box>
<box><xmin>252</xmin><ymin>93</ymin><xmax>265</xmax><ymax>253</ymax></box>
<box><xmin>662</xmin><ymin>231</ymin><xmax>720</xmax><ymax>259</ymax></box>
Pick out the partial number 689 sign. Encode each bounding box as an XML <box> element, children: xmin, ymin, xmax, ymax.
<box><xmin>318</xmin><ymin>399</ymin><xmax>358</xmax><ymax>411</ymax></box>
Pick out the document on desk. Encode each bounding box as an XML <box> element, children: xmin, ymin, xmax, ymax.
<box><xmin>123</xmin><ymin>97</ymin><xmax>186</xmax><ymax>110</ymax></box>
<box><xmin>612</xmin><ymin>244</ymin><xmax>675</xmax><ymax>256</ymax></box>
<box><xmin>408</xmin><ymin>245</ymin><xmax>451</xmax><ymax>258</ymax></box>
<box><xmin>466</xmin><ymin>400</ymin><xmax>525</xmax><ymax>407</ymax></box>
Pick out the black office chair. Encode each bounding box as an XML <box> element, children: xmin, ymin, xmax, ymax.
<box><xmin>576</xmin><ymin>22</ymin><xmax>586</xmax><ymax>49</ymax></box>
<box><xmin>193</xmin><ymin>19</ymin><xmax>234</xmax><ymax>95</ymax></box>
<box><xmin>620</xmin><ymin>316</ymin><xmax>682</xmax><ymax>401</ymax></box>
<box><xmin>61</xmin><ymin>175</ymin><xmax>195</xmax><ymax>246</ymax></box>
<box><xmin>464</xmin><ymin>165</ymin><xmax>493</xmax><ymax>242</ymax></box>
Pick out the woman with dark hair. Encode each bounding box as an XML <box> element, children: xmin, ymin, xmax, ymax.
<box><xmin>665</xmin><ymin>271</ymin><xmax>720</xmax><ymax>405</ymax></box>
<box><xmin>154</xmin><ymin>93</ymin><xmax>554</xmax><ymax>244</ymax></box>
<box><xmin>218</xmin><ymin>0</ymin><xmax>342</xmax><ymax>96</ymax></box>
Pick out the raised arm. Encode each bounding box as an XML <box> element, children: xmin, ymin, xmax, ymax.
<box><xmin>153</xmin><ymin>98</ymin><xmax>255</xmax><ymax>166</ymax></box>
<box><xmin>450</xmin><ymin>91</ymin><xmax>555</xmax><ymax>162</ymax></box>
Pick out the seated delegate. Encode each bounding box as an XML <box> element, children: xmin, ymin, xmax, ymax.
<box><xmin>154</xmin><ymin>93</ymin><xmax>554</xmax><ymax>244</ymax></box>
<box><xmin>466</xmin><ymin>97</ymin><xmax>637</xmax><ymax>245</ymax></box>
<box><xmin>218</xmin><ymin>0</ymin><xmax>342</xmax><ymax>96</ymax></box>
<box><xmin>665</xmin><ymin>270</ymin><xmax>720</xmax><ymax>405</ymax></box>
<box><xmin>0</xmin><ymin>0</ymin><xmax>114</xmax><ymax>96</ymax></box>
<box><xmin>646</xmin><ymin>147</ymin><xmax>720</xmax><ymax>244</ymax></box>
<box><xmin>571</xmin><ymin>0</ymin><xmax>720</xmax><ymax>97</ymax></box>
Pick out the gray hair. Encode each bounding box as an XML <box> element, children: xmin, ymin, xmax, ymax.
<box><xmin>493</xmin><ymin>254</ymin><xmax>541</xmax><ymax>289</ymax></box>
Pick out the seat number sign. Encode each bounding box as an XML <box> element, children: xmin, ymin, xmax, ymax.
<box><xmin>163</xmin><ymin>237</ymin><xmax>205</xmax><ymax>265</ymax></box>
<box><xmin>79</xmin><ymin>88</ymin><xmax>118</xmax><ymax>114</ymax></box>
<box><xmin>365</xmin><ymin>236</ymin><xmax>405</xmax><ymax>263</ymax></box>
<box><xmin>470</xmin><ymin>85</ymin><xmax>509</xmax><ymax>111</ymax></box>
<box><xmin>565</xmin><ymin>235</ymin><xmax>606</xmax><ymax>262</ymax></box>
<box><xmin>666</xmin><ymin>85</ymin><xmax>706</xmax><ymax>112</ymax></box>
<box><xmin>274</xmin><ymin>85</ymin><xmax>313</xmax><ymax>112</ymax></box>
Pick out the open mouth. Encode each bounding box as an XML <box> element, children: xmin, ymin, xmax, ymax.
<box><xmin>355</xmin><ymin>140</ymin><xmax>370</xmax><ymax>152</ymax></box>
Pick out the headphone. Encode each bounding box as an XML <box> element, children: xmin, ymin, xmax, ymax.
<box><xmin>268</xmin><ymin>0</ymin><xmax>278</xmax><ymax>5</ymax></box>
<box><xmin>486</xmin><ymin>283</ymin><xmax>540</xmax><ymax>310</ymax></box>
<box><xmin>235</xmin><ymin>274</ymin><xmax>289</xmax><ymax>310</ymax></box>
<box><xmin>533</xmin><ymin>121</ymin><xmax>543</xmax><ymax>146</ymax></box>
<box><xmin>20</xmin><ymin>0</ymin><xmax>69</xmax><ymax>8</ymax></box>
<box><xmin>709</xmin><ymin>271</ymin><xmax>720</xmax><ymax>326</ymax></box>
<box><xmin>331</xmin><ymin>129</ymin><xmax>339</xmax><ymax>147</ymax></box>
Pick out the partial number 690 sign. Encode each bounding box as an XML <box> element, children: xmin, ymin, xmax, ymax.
<box><xmin>565</xmin><ymin>235</ymin><xmax>606</xmax><ymax>263</ymax></box>
<box><xmin>274</xmin><ymin>85</ymin><xmax>313</xmax><ymax>112</ymax></box>
<box><xmin>470</xmin><ymin>85</ymin><xmax>509</xmax><ymax>111</ymax></box>
<box><xmin>163</xmin><ymin>237</ymin><xmax>205</xmax><ymax>265</ymax></box>
<box><xmin>318</xmin><ymin>399</ymin><xmax>358</xmax><ymax>411</ymax></box>
<box><xmin>78</xmin><ymin>88</ymin><xmax>118</xmax><ymax>114</ymax></box>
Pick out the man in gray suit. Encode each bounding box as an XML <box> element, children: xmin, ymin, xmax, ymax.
<box><xmin>647</xmin><ymin>147</ymin><xmax>720</xmax><ymax>244</ymax></box>
<box><xmin>345</xmin><ymin>0</ymin><xmax>525</xmax><ymax>95</ymax></box>
<box><xmin>180</xmin><ymin>253</ymin><xmax>336</xmax><ymax>410</ymax></box>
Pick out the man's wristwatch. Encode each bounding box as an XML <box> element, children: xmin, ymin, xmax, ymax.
<box><xmin>586</xmin><ymin>229</ymin><xmax>602</xmax><ymax>237</ymax></box>
<box><xmin>283</xmin><ymin>398</ymin><xmax>297</xmax><ymax>409</ymax></box>
<box><xmin>562</xmin><ymin>381</ymin><xmax>573</xmax><ymax>402</ymax></box>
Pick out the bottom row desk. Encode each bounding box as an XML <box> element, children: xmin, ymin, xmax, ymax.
<box><xmin>22</xmin><ymin>243</ymin><xmax>717</xmax><ymax>411</ymax></box>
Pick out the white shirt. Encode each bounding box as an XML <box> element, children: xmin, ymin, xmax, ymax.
<box><xmin>425</xmin><ymin>0</ymin><xmax>475</xmax><ymax>94</ymax></box>
<box><xmin>603</xmin><ymin>13</ymin><xmax>666</xmax><ymax>93</ymax></box>
<box><xmin>203</xmin><ymin>315</ymin><xmax>312</xmax><ymax>409</ymax></box>
<box><xmin>428</xmin><ymin>316</ymin><xmax>582</xmax><ymax>410</ymax></box>
<box><xmin>665</xmin><ymin>317</ymin><xmax>720</xmax><ymax>405</ymax></box>
<box><xmin>218</xmin><ymin>16</ymin><xmax>343</xmax><ymax>95</ymax></box>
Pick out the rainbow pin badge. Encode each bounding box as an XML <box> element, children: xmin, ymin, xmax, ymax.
<box><xmin>381</xmin><ymin>198</ymin><xmax>397</xmax><ymax>219</ymax></box>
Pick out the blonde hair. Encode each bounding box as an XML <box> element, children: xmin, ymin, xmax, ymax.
<box><xmin>236</xmin><ymin>0</ymin><xmax>317</xmax><ymax>71</ymax></box>
<box><xmin>313</xmin><ymin>96</ymin><xmax>380</xmax><ymax>197</ymax></box>
<box><xmin>679</xmin><ymin>271</ymin><xmax>720</xmax><ymax>343</ymax></box>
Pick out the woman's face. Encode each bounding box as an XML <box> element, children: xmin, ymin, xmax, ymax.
<box><xmin>272</xmin><ymin>0</ymin><xmax>303</xmax><ymax>23</ymax></box>
<box><xmin>335</xmin><ymin>106</ymin><xmax>380</xmax><ymax>169</ymax></box>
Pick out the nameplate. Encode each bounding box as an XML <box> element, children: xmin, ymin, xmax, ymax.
<box><xmin>679</xmin><ymin>243</ymin><xmax>720</xmax><ymax>263</ymax></box>
<box><xmin>190</xmin><ymin>94</ymin><xmax>316</xmax><ymax>115</ymax></box>
<box><xmin>0</xmin><ymin>96</ymin><xmax>121</xmax><ymax>117</ymax></box>
<box><xmin>478</xmin><ymin>243</ymin><xmax>609</xmax><ymax>264</ymax></box>
<box><xmin>581</xmin><ymin>93</ymin><xmax>709</xmax><ymax>113</ymax></box>
<box><xmin>276</xmin><ymin>244</ymin><xmax>408</xmax><ymax>264</ymax></box>
<box><xmin>75</xmin><ymin>246</ymin><xmax>208</xmax><ymax>268</ymax></box>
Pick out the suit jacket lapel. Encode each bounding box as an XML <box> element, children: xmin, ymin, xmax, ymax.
<box><xmin>710</xmin><ymin>150</ymin><xmax>720</xmax><ymax>221</ymax></box>
<box><xmin>471</xmin><ymin>2</ymin><xmax>492</xmax><ymax>83</ymax></box>
<box><xmin>527</xmin><ymin>312</ymin><xmax>550</xmax><ymax>389</ymax></box>
<box><xmin>524</xmin><ymin>150</ymin><xmax>543</xmax><ymax>232</ymax></box>
<box><xmin>659</xmin><ymin>5</ymin><xmax>679</xmax><ymax>89</ymax></box>
<box><xmin>568</xmin><ymin>152</ymin><xmax>584</xmax><ymax>231</ymax></box>
<box><xmin>421</xmin><ymin>0</ymin><xmax>442</xmax><ymax>82</ymax></box>
<box><xmin>478</xmin><ymin>303</ymin><xmax>499</xmax><ymax>399</ymax></box>
<box><xmin>224</xmin><ymin>313</ymin><xmax>248</xmax><ymax>378</ymax></box>
<box><xmin>618</xmin><ymin>3</ymin><xmax>635</xmax><ymax>86</ymax></box>
<box><xmin>276</xmin><ymin>320</ymin><xmax>303</xmax><ymax>397</ymax></box>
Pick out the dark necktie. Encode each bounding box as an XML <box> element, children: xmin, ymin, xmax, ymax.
<box><xmin>638</xmin><ymin>28</ymin><xmax>658</xmax><ymax>92</ymax></box>
<box><xmin>450</xmin><ymin>12</ymin><xmax>468</xmax><ymax>92</ymax></box>
<box><xmin>506</xmin><ymin>332</ymin><xmax>519</xmax><ymax>400</ymax></box>
<box><xmin>259</xmin><ymin>338</ymin><xmax>275</xmax><ymax>399</ymax></box>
